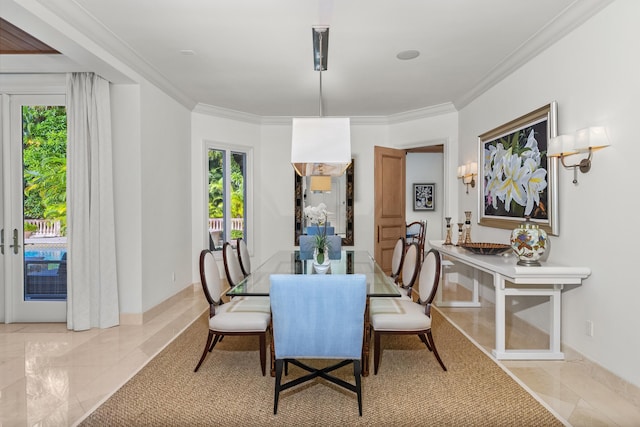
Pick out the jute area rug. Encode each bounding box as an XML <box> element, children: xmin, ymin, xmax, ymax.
<box><xmin>80</xmin><ymin>309</ymin><xmax>563</xmax><ymax>426</ymax></box>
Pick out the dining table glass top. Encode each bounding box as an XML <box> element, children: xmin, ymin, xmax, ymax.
<box><xmin>226</xmin><ymin>250</ymin><xmax>401</xmax><ymax>298</ymax></box>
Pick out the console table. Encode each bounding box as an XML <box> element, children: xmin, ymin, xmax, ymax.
<box><xmin>430</xmin><ymin>240</ymin><xmax>591</xmax><ymax>360</ymax></box>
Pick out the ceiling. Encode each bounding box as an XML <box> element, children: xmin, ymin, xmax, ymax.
<box><xmin>0</xmin><ymin>0</ymin><xmax>612</xmax><ymax>117</ymax></box>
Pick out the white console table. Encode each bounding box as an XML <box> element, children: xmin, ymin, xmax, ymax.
<box><xmin>430</xmin><ymin>240</ymin><xmax>591</xmax><ymax>360</ymax></box>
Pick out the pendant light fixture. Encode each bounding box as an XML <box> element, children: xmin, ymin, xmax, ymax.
<box><xmin>291</xmin><ymin>26</ymin><xmax>351</xmax><ymax>177</ymax></box>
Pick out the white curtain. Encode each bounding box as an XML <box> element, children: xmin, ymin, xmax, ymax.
<box><xmin>66</xmin><ymin>72</ymin><xmax>119</xmax><ymax>330</ymax></box>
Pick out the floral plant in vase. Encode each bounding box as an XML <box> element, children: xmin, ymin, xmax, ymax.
<box><xmin>304</xmin><ymin>202</ymin><xmax>332</xmax><ymax>271</ymax></box>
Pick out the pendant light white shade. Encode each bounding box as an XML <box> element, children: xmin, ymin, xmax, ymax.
<box><xmin>291</xmin><ymin>117</ymin><xmax>351</xmax><ymax>176</ymax></box>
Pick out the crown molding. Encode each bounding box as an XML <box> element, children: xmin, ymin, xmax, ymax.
<box><xmin>454</xmin><ymin>0</ymin><xmax>615</xmax><ymax>109</ymax></box>
<box><xmin>193</xmin><ymin>103</ymin><xmax>262</xmax><ymax>124</ymax></box>
<box><xmin>387</xmin><ymin>103</ymin><xmax>458</xmax><ymax>124</ymax></box>
<box><xmin>8</xmin><ymin>0</ymin><xmax>613</xmax><ymax>118</ymax></box>
<box><xmin>9</xmin><ymin>0</ymin><xmax>196</xmax><ymax>110</ymax></box>
<box><xmin>198</xmin><ymin>103</ymin><xmax>458</xmax><ymax>126</ymax></box>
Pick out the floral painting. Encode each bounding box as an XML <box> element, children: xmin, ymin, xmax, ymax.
<box><xmin>478</xmin><ymin>102</ymin><xmax>559</xmax><ymax>235</ymax></box>
<box><xmin>413</xmin><ymin>183</ymin><xmax>435</xmax><ymax>211</ymax></box>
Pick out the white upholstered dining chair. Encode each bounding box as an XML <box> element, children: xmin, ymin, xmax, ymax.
<box><xmin>390</xmin><ymin>236</ymin><xmax>406</xmax><ymax>284</ymax></box>
<box><xmin>236</xmin><ymin>237</ymin><xmax>251</xmax><ymax>277</ymax></box>
<box><xmin>370</xmin><ymin>248</ymin><xmax>447</xmax><ymax>374</ymax></box>
<box><xmin>223</xmin><ymin>241</ymin><xmax>245</xmax><ymax>287</ymax></box>
<box><xmin>397</xmin><ymin>242</ymin><xmax>420</xmax><ymax>300</ymax></box>
<box><xmin>194</xmin><ymin>249</ymin><xmax>271</xmax><ymax>375</ymax></box>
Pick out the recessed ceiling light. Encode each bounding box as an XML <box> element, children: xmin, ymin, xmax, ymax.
<box><xmin>396</xmin><ymin>50</ymin><xmax>420</xmax><ymax>60</ymax></box>
<box><xmin>180</xmin><ymin>49</ymin><xmax>196</xmax><ymax>55</ymax></box>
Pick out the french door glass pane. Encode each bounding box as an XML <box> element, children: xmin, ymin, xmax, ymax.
<box><xmin>22</xmin><ymin>105</ymin><xmax>67</xmax><ymax>300</ymax></box>
<box><xmin>208</xmin><ymin>148</ymin><xmax>246</xmax><ymax>250</ymax></box>
<box><xmin>208</xmin><ymin>149</ymin><xmax>224</xmax><ymax>250</ymax></box>
<box><xmin>230</xmin><ymin>151</ymin><xmax>246</xmax><ymax>241</ymax></box>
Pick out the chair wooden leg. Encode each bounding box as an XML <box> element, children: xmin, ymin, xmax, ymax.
<box><xmin>274</xmin><ymin>359</ymin><xmax>284</xmax><ymax>414</ymax></box>
<box><xmin>259</xmin><ymin>333</ymin><xmax>266</xmax><ymax>376</ymax></box>
<box><xmin>209</xmin><ymin>334</ymin><xmax>222</xmax><ymax>352</ymax></box>
<box><xmin>354</xmin><ymin>360</ymin><xmax>363</xmax><ymax>416</ymax></box>
<box><xmin>194</xmin><ymin>330</ymin><xmax>214</xmax><ymax>372</ymax></box>
<box><xmin>426</xmin><ymin>329</ymin><xmax>447</xmax><ymax>371</ymax></box>
<box><xmin>418</xmin><ymin>333</ymin><xmax>433</xmax><ymax>351</ymax></box>
<box><xmin>373</xmin><ymin>331</ymin><xmax>381</xmax><ymax>375</ymax></box>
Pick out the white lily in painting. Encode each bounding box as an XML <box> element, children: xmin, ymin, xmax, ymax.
<box><xmin>483</xmin><ymin>127</ymin><xmax>548</xmax><ymax>217</ymax></box>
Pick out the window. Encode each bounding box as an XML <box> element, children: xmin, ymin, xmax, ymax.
<box><xmin>20</xmin><ymin>104</ymin><xmax>67</xmax><ymax>301</ymax></box>
<box><xmin>206</xmin><ymin>144</ymin><xmax>251</xmax><ymax>251</ymax></box>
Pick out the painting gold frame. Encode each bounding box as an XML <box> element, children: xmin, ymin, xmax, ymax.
<box><xmin>478</xmin><ymin>102</ymin><xmax>559</xmax><ymax>235</ymax></box>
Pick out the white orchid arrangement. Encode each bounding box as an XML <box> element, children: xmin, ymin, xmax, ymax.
<box><xmin>484</xmin><ymin>128</ymin><xmax>548</xmax><ymax>217</ymax></box>
<box><xmin>304</xmin><ymin>202</ymin><xmax>329</xmax><ymax>225</ymax></box>
<box><xmin>303</xmin><ymin>203</ymin><xmax>331</xmax><ymax>263</ymax></box>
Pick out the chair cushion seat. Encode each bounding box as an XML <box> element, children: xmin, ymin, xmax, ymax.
<box><xmin>210</xmin><ymin>298</ymin><xmax>271</xmax><ymax>332</ymax></box>
<box><xmin>370</xmin><ymin>298</ymin><xmax>431</xmax><ymax>331</ymax></box>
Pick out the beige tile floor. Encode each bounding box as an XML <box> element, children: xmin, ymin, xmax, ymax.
<box><xmin>1</xmin><ymin>283</ymin><xmax>639</xmax><ymax>426</ymax></box>
<box><xmin>437</xmin><ymin>281</ymin><xmax>640</xmax><ymax>427</ymax></box>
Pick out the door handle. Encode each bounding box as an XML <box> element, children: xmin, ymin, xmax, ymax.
<box><xmin>1</xmin><ymin>228</ymin><xmax>4</xmax><ymax>255</ymax></box>
<box><xmin>9</xmin><ymin>228</ymin><xmax>20</xmax><ymax>254</ymax></box>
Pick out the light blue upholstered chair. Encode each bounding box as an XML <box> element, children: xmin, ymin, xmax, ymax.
<box><xmin>270</xmin><ymin>274</ymin><xmax>367</xmax><ymax>416</ymax></box>
<box><xmin>299</xmin><ymin>235</ymin><xmax>342</xmax><ymax>260</ymax></box>
<box><xmin>326</xmin><ymin>235</ymin><xmax>342</xmax><ymax>259</ymax></box>
<box><xmin>370</xmin><ymin>248</ymin><xmax>447</xmax><ymax>374</ymax></box>
<box><xmin>306</xmin><ymin>225</ymin><xmax>335</xmax><ymax>236</ymax></box>
<box><xmin>298</xmin><ymin>235</ymin><xmax>315</xmax><ymax>260</ymax></box>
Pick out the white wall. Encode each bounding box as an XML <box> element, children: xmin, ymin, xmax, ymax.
<box><xmin>111</xmin><ymin>84</ymin><xmax>143</xmax><ymax>314</ymax></box>
<box><xmin>458</xmin><ymin>0</ymin><xmax>640</xmax><ymax>387</ymax></box>
<box><xmin>406</xmin><ymin>152</ymin><xmax>444</xmax><ymax>245</ymax></box>
<box><xmin>390</xmin><ymin>110</ymin><xmax>460</xmax><ymax>232</ymax></box>
<box><xmin>139</xmin><ymin>81</ymin><xmax>192</xmax><ymax>312</ymax></box>
<box><xmin>112</xmin><ymin>80</ymin><xmax>192</xmax><ymax>314</ymax></box>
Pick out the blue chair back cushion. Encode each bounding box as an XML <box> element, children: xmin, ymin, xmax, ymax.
<box><xmin>298</xmin><ymin>235</ymin><xmax>315</xmax><ymax>260</ymax></box>
<box><xmin>270</xmin><ymin>274</ymin><xmax>367</xmax><ymax>360</ymax></box>
<box><xmin>299</xmin><ymin>235</ymin><xmax>342</xmax><ymax>260</ymax></box>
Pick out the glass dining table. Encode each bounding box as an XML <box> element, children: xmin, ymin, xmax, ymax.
<box><xmin>226</xmin><ymin>250</ymin><xmax>401</xmax><ymax>376</ymax></box>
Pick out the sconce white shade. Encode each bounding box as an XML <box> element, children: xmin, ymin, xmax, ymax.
<box><xmin>467</xmin><ymin>162</ymin><xmax>478</xmax><ymax>175</ymax></box>
<box><xmin>458</xmin><ymin>162</ymin><xmax>477</xmax><ymax>193</ymax></box>
<box><xmin>291</xmin><ymin>117</ymin><xmax>351</xmax><ymax>176</ymax></box>
<box><xmin>548</xmin><ymin>127</ymin><xmax>610</xmax><ymax>184</ymax></box>
<box><xmin>547</xmin><ymin>134</ymin><xmax>577</xmax><ymax>157</ymax></box>
<box><xmin>574</xmin><ymin>126</ymin><xmax>610</xmax><ymax>152</ymax></box>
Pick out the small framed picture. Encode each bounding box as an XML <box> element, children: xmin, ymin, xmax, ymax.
<box><xmin>413</xmin><ymin>183</ymin><xmax>435</xmax><ymax>211</ymax></box>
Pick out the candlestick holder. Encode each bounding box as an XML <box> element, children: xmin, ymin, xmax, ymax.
<box><xmin>456</xmin><ymin>222</ymin><xmax>465</xmax><ymax>246</ymax></box>
<box><xmin>443</xmin><ymin>217</ymin><xmax>453</xmax><ymax>245</ymax></box>
<box><xmin>464</xmin><ymin>211</ymin><xmax>472</xmax><ymax>244</ymax></box>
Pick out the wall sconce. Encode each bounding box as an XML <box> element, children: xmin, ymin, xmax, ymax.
<box><xmin>548</xmin><ymin>126</ymin><xmax>610</xmax><ymax>184</ymax></box>
<box><xmin>457</xmin><ymin>162</ymin><xmax>477</xmax><ymax>194</ymax></box>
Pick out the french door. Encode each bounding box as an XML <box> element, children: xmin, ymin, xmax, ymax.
<box><xmin>1</xmin><ymin>94</ymin><xmax>67</xmax><ymax>322</ymax></box>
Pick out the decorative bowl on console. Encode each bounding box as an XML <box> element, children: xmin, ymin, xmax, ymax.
<box><xmin>460</xmin><ymin>242</ymin><xmax>512</xmax><ymax>255</ymax></box>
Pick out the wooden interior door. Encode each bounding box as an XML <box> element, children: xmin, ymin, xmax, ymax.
<box><xmin>374</xmin><ymin>146</ymin><xmax>406</xmax><ymax>274</ymax></box>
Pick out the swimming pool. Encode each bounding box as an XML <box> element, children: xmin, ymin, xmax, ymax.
<box><xmin>24</xmin><ymin>250</ymin><xmax>66</xmax><ymax>261</ymax></box>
